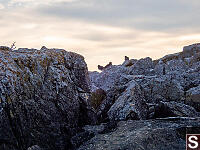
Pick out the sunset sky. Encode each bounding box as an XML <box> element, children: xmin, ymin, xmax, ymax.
<box><xmin>0</xmin><ymin>0</ymin><xmax>200</xmax><ymax>71</ymax></box>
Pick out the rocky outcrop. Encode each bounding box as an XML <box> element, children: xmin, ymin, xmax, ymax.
<box><xmin>0</xmin><ymin>47</ymin><xmax>95</xmax><ymax>150</ymax></box>
<box><xmin>97</xmin><ymin>62</ymin><xmax>112</xmax><ymax>71</ymax></box>
<box><xmin>78</xmin><ymin>118</ymin><xmax>200</xmax><ymax>150</ymax></box>
<box><xmin>80</xmin><ymin>43</ymin><xmax>200</xmax><ymax>149</ymax></box>
<box><xmin>89</xmin><ymin>43</ymin><xmax>200</xmax><ymax>123</ymax></box>
<box><xmin>1</xmin><ymin>43</ymin><xmax>200</xmax><ymax>150</ymax></box>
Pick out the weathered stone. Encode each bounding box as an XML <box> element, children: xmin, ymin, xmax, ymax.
<box><xmin>128</xmin><ymin>57</ymin><xmax>155</xmax><ymax>75</ymax></box>
<box><xmin>0</xmin><ymin>46</ymin><xmax>12</xmax><ymax>51</ymax></box>
<box><xmin>108</xmin><ymin>80</ymin><xmax>148</xmax><ymax>121</ymax></box>
<box><xmin>89</xmin><ymin>65</ymin><xmax>129</xmax><ymax>92</ymax></box>
<box><xmin>27</xmin><ymin>145</ymin><xmax>42</xmax><ymax>150</ymax></box>
<box><xmin>78</xmin><ymin>119</ymin><xmax>200</xmax><ymax>150</ymax></box>
<box><xmin>186</xmin><ymin>85</ymin><xmax>200</xmax><ymax>111</ymax></box>
<box><xmin>0</xmin><ymin>47</ymin><xmax>94</xmax><ymax>150</ymax></box>
<box><xmin>141</xmin><ymin>75</ymin><xmax>185</xmax><ymax>103</ymax></box>
<box><xmin>96</xmin><ymin>85</ymin><xmax>127</xmax><ymax>123</ymax></box>
<box><xmin>97</xmin><ymin>62</ymin><xmax>112</xmax><ymax>71</ymax></box>
<box><xmin>151</xmin><ymin>101</ymin><xmax>200</xmax><ymax>119</ymax></box>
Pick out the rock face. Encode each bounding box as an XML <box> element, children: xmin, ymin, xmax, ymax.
<box><xmin>79</xmin><ymin>118</ymin><xmax>200</xmax><ymax>150</ymax></box>
<box><xmin>89</xmin><ymin>43</ymin><xmax>200</xmax><ymax>123</ymax></box>
<box><xmin>141</xmin><ymin>75</ymin><xmax>185</xmax><ymax>103</ymax></box>
<box><xmin>97</xmin><ymin>62</ymin><xmax>112</xmax><ymax>71</ymax></box>
<box><xmin>0</xmin><ymin>47</ymin><xmax>95</xmax><ymax>150</ymax></box>
<box><xmin>1</xmin><ymin>43</ymin><xmax>200</xmax><ymax>150</ymax></box>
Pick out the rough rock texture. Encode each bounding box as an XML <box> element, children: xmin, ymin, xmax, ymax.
<box><xmin>79</xmin><ymin>118</ymin><xmax>200</xmax><ymax>150</ymax></box>
<box><xmin>186</xmin><ymin>85</ymin><xmax>200</xmax><ymax>111</ymax></box>
<box><xmin>0</xmin><ymin>47</ymin><xmax>95</xmax><ymax>150</ymax></box>
<box><xmin>27</xmin><ymin>145</ymin><xmax>42</xmax><ymax>150</ymax></box>
<box><xmin>89</xmin><ymin>65</ymin><xmax>129</xmax><ymax>92</ymax></box>
<box><xmin>108</xmin><ymin>80</ymin><xmax>148</xmax><ymax>121</ymax></box>
<box><xmin>89</xmin><ymin>43</ymin><xmax>200</xmax><ymax>123</ymax></box>
<box><xmin>141</xmin><ymin>75</ymin><xmax>185</xmax><ymax>103</ymax></box>
<box><xmin>128</xmin><ymin>57</ymin><xmax>155</xmax><ymax>75</ymax></box>
<box><xmin>148</xmin><ymin>101</ymin><xmax>200</xmax><ymax>119</ymax></box>
<box><xmin>1</xmin><ymin>43</ymin><xmax>200</xmax><ymax>150</ymax></box>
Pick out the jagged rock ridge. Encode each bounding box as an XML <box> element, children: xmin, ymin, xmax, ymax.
<box><xmin>90</xmin><ymin>43</ymin><xmax>200</xmax><ymax>122</ymax></box>
<box><xmin>85</xmin><ymin>43</ymin><xmax>200</xmax><ymax>149</ymax></box>
<box><xmin>0</xmin><ymin>46</ymin><xmax>96</xmax><ymax>150</ymax></box>
<box><xmin>0</xmin><ymin>43</ymin><xmax>200</xmax><ymax>150</ymax></box>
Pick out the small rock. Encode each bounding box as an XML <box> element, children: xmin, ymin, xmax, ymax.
<box><xmin>27</xmin><ymin>145</ymin><xmax>42</xmax><ymax>150</ymax></box>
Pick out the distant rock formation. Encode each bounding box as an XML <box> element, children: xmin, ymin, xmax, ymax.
<box><xmin>98</xmin><ymin>62</ymin><xmax>112</xmax><ymax>71</ymax></box>
<box><xmin>85</xmin><ymin>42</ymin><xmax>200</xmax><ymax>149</ymax></box>
<box><xmin>0</xmin><ymin>46</ymin><xmax>12</xmax><ymax>51</ymax></box>
<box><xmin>89</xmin><ymin>43</ymin><xmax>200</xmax><ymax>122</ymax></box>
<box><xmin>125</xmin><ymin>56</ymin><xmax>129</xmax><ymax>61</ymax></box>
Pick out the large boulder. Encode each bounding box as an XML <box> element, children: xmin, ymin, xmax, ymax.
<box><xmin>182</xmin><ymin>43</ymin><xmax>200</xmax><ymax>58</ymax></box>
<box><xmin>95</xmin><ymin>85</ymin><xmax>127</xmax><ymax>122</ymax></box>
<box><xmin>130</xmin><ymin>75</ymin><xmax>185</xmax><ymax>104</ymax></box>
<box><xmin>0</xmin><ymin>47</ymin><xmax>95</xmax><ymax>150</ymax></box>
<box><xmin>140</xmin><ymin>75</ymin><xmax>185</xmax><ymax>103</ymax></box>
<box><xmin>186</xmin><ymin>85</ymin><xmax>200</xmax><ymax>111</ymax></box>
<box><xmin>89</xmin><ymin>65</ymin><xmax>129</xmax><ymax>92</ymax></box>
<box><xmin>128</xmin><ymin>57</ymin><xmax>155</xmax><ymax>76</ymax></box>
<box><xmin>108</xmin><ymin>80</ymin><xmax>148</xmax><ymax>121</ymax></box>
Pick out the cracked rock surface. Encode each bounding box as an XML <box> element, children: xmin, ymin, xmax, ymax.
<box><xmin>0</xmin><ymin>47</ymin><xmax>95</xmax><ymax>150</ymax></box>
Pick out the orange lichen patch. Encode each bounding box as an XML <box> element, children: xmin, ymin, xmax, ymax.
<box><xmin>46</xmin><ymin>51</ymin><xmax>65</xmax><ymax>64</ymax></box>
<box><xmin>162</xmin><ymin>55</ymin><xmax>179</xmax><ymax>63</ymax></box>
<box><xmin>25</xmin><ymin>57</ymin><xmax>37</xmax><ymax>74</ymax></box>
<box><xmin>14</xmin><ymin>71</ymin><xmax>22</xmax><ymax>77</ymax></box>
<box><xmin>10</xmin><ymin>110</ymin><xmax>14</xmax><ymax>118</ymax></box>
<box><xmin>57</xmin><ymin>54</ymin><xmax>65</xmax><ymax>64</ymax></box>
<box><xmin>23</xmin><ymin>73</ymin><xmax>30</xmax><ymax>82</ymax></box>
<box><xmin>7</xmin><ymin>96</ymin><xmax>12</xmax><ymax>104</ymax></box>
<box><xmin>13</xmin><ymin>58</ymin><xmax>25</xmax><ymax>69</ymax></box>
<box><xmin>40</xmin><ymin>57</ymin><xmax>52</xmax><ymax>69</ymax></box>
<box><xmin>7</xmin><ymin>68</ymin><xmax>18</xmax><ymax>74</ymax></box>
<box><xmin>0</xmin><ymin>46</ymin><xmax>10</xmax><ymax>51</ymax></box>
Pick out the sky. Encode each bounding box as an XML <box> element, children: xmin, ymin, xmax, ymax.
<box><xmin>0</xmin><ymin>0</ymin><xmax>200</xmax><ymax>71</ymax></box>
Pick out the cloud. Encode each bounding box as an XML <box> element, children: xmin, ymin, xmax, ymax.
<box><xmin>7</xmin><ymin>0</ymin><xmax>76</xmax><ymax>6</ymax></box>
<box><xmin>34</xmin><ymin>0</ymin><xmax>200</xmax><ymax>33</ymax></box>
<box><xmin>0</xmin><ymin>3</ymin><xmax>5</xmax><ymax>9</ymax></box>
<box><xmin>1</xmin><ymin>0</ymin><xmax>200</xmax><ymax>70</ymax></box>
